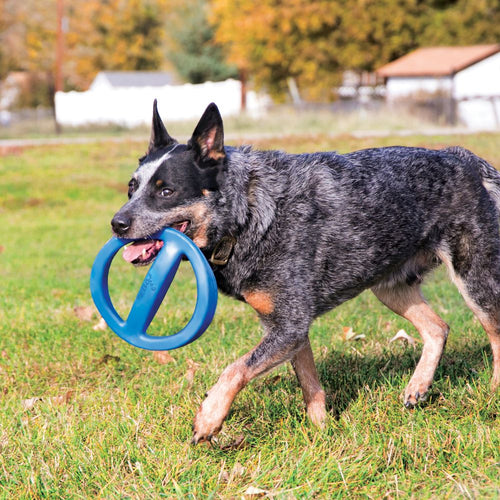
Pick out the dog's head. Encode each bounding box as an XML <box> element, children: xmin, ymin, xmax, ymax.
<box><xmin>111</xmin><ymin>100</ymin><xmax>226</xmax><ymax>266</ymax></box>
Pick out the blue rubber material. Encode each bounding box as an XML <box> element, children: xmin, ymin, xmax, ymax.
<box><xmin>90</xmin><ymin>228</ymin><xmax>218</xmax><ymax>350</ymax></box>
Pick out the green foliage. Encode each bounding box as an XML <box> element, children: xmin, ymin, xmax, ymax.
<box><xmin>0</xmin><ymin>49</ymin><xmax>7</xmax><ymax>82</ymax></box>
<box><xmin>420</xmin><ymin>0</ymin><xmax>500</xmax><ymax>46</ymax></box>
<box><xmin>0</xmin><ymin>133</ymin><xmax>498</xmax><ymax>496</ymax></box>
<box><xmin>168</xmin><ymin>0</ymin><xmax>238</xmax><ymax>83</ymax></box>
<box><xmin>11</xmin><ymin>73</ymin><xmax>54</xmax><ymax>109</ymax></box>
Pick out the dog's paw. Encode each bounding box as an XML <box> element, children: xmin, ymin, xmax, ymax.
<box><xmin>191</xmin><ymin>399</ymin><xmax>227</xmax><ymax>444</ymax></box>
<box><xmin>307</xmin><ymin>405</ymin><xmax>326</xmax><ymax>428</ymax></box>
<box><xmin>404</xmin><ymin>380</ymin><xmax>431</xmax><ymax>409</ymax></box>
<box><xmin>305</xmin><ymin>390</ymin><xmax>327</xmax><ymax>428</ymax></box>
<box><xmin>191</xmin><ymin>410</ymin><xmax>223</xmax><ymax>444</ymax></box>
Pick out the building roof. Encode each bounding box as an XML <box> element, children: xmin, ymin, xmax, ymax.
<box><xmin>94</xmin><ymin>71</ymin><xmax>177</xmax><ymax>87</ymax></box>
<box><xmin>377</xmin><ymin>44</ymin><xmax>500</xmax><ymax>78</ymax></box>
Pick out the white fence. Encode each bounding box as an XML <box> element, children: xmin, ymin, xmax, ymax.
<box><xmin>55</xmin><ymin>79</ymin><xmax>268</xmax><ymax>127</ymax></box>
<box><xmin>457</xmin><ymin>97</ymin><xmax>500</xmax><ymax>130</ymax></box>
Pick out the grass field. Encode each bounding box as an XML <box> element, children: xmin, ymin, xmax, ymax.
<box><xmin>0</xmin><ymin>105</ymin><xmax>455</xmax><ymax>141</ymax></box>
<box><xmin>0</xmin><ymin>132</ymin><xmax>499</xmax><ymax>498</ymax></box>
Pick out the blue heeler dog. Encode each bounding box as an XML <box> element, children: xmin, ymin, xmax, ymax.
<box><xmin>111</xmin><ymin>101</ymin><xmax>500</xmax><ymax>443</ymax></box>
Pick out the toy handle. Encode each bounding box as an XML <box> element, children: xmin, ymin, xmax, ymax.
<box><xmin>90</xmin><ymin>228</ymin><xmax>218</xmax><ymax>350</ymax></box>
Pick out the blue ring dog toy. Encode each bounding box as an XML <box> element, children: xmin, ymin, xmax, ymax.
<box><xmin>90</xmin><ymin>228</ymin><xmax>218</xmax><ymax>350</ymax></box>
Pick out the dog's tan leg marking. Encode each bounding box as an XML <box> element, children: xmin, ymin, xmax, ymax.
<box><xmin>242</xmin><ymin>290</ymin><xmax>275</xmax><ymax>316</ymax></box>
<box><xmin>373</xmin><ymin>284</ymin><xmax>449</xmax><ymax>407</ymax></box>
<box><xmin>192</xmin><ymin>353</ymin><xmax>252</xmax><ymax>443</ymax></box>
<box><xmin>291</xmin><ymin>339</ymin><xmax>326</xmax><ymax>427</ymax></box>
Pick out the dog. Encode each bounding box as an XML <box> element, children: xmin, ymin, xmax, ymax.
<box><xmin>111</xmin><ymin>100</ymin><xmax>500</xmax><ymax>443</ymax></box>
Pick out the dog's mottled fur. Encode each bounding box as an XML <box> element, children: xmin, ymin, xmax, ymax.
<box><xmin>111</xmin><ymin>101</ymin><xmax>500</xmax><ymax>443</ymax></box>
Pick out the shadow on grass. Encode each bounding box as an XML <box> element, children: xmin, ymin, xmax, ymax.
<box><xmin>211</xmin><ymin>341</ymin><xmax>496</xmax><ymax>449</ymax></box>
<box><xmin>314</xmin><ymin>341</ymin><xmax>493</xmax><ymax>417</ymax></box>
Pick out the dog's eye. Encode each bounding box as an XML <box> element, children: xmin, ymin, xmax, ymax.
<box><xmin>159</xmin><ymin>187</ymin><xmax>174</xmax><ymax>197</ymax></box>
<box><xmin>128</xmin><ymin>179</ymin><xmax>138</xmax><ymax>199</ymax></box>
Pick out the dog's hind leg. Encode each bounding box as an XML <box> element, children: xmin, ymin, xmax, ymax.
<box><xmin>436</xmin><ymin>238</ymin><xmax>500</xmax><ymax>391</ymax></box>
<box><xmin>480</xmin><ymin>316</ymin><xmax>500</xmax><ymax>390</ymax></box>
<box><xmin>192</xmin><ymin>317</ymin><xmax>310</xmax><ymax>443</ymax></box>
<box><xmin>291</xmin><ymin>338</ymin><xmax>326</xmax><ymax>427</ymax></box>
<box><xmin>372</xmin><ymin>283</ymin><xmax>450</xmax><ymax>407</ymax></box>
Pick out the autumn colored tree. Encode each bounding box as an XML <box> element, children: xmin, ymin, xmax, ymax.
<box><xmin>210</xmin><ymin>0</ymin><xmax>499</xmax><ymax>100</ymax></box>
<box><xmin>0</xmin><ymin>0</ymin><xmax>171</xmax><ymax>93</ymax></box>
<box><xmin>0</xmin><ymin>0</ymin><xmax>11</xmax><ymax>78</ymax></box>
<box><xmin>211</xmin><ymin>0</ymin><xmax>423</xmax><ymax>99</ymax></box>
<box><xmin>0</xmin><ymin>0</ymin><xmax>57</xmax><ymax>106</ymax></box>
<box><xmin>66</xmin><ymin>0</ymin><xmax>168</xmax><ymax>89</ymax></box>
<box><xmin>211</xmin><ymin>0</ymin><xmax>332</xmax><ymax>98</ymax></box>
<box><xmin>1</xmin><ymin>0</ymin><xmax>498</xmax><ymax>106</ymax></box>
<box><xmin>0</xmin><ymin>0</ymin><xmax>56</xmax><ymax>77</ymax></box>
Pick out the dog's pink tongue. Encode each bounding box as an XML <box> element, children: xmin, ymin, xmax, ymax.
<box><xmin>122</xmin><ymin>241</ymin><xmax>157</xmax><ymax>263</ymax></box>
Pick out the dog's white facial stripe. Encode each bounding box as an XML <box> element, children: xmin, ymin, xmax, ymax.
<box><xmin>133</xmin><ymin>144</ymin><xmax>180</xmax><ymax>198</ymax></box>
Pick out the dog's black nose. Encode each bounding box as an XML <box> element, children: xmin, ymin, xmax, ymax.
<box><xmin>111</xmin><ymin>214</ymin><xmax>131</xmax><ymax>235</ymax></box>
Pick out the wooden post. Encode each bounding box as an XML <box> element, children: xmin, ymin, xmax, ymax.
<box><xmin>54</xmin><ymin>0</ymin><xmax>64</xmax><ymax>133</ymax></box>
<box><xmin>240</xmin><ymin>69</ymin><xmax>247</xmax><ymax>112</ymax></box>
<box><xmin>55</xmin><ymin>0</ymin><xmax>64</xmax><ymax>93</ymax></box>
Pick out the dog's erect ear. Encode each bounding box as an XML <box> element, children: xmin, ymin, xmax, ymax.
<box><xmin>147</xmin><ymin>99</ymin><xmax>176</xmax><ymax>154</ymax></box>
<box><xmin>189</xmin><ymin>103</ymin><xmax>225</xmax><ymax>163</ymax></box>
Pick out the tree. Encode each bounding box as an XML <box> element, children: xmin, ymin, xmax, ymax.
<box><xmin>420</xmin><ymin>0</ymin><xmax>500</xmax><ymax>46</ymax></box>
<box><xmin>0</xmin><ymin>0</ymin><xmax>12</xmax><ymax>79</ymax></box>
<box><xmin>67</xmin><ymin>0</ymin><xmax>168</xmax><ymax>89</ymax></box>
<box><xmin>168</xmin><ymin>0</ymin><xmax>237</xmax><ymax>84</ymax></box>
<box><xmin>0</xmin><ymin>0</ymin><xmax>56</xmax><ymax>77</ymax></box>
<box><xmin>2</xmin><ymin>0</ymin><xmax>498</xmax><ymax>105</ymax></box>
<box><xmin>210</xmin><ymin>0</ymin><xmax>499</xmax><ymax>100</ymax></box>
<box><xmin>0</xmin><ymin>0</ymin><xmax>56</xmax><ymax>106</ymax></box>
<box><xmin>0</xmin><ymin>0</ymin><xmax>171</xmax><ymax>92</ymax></box>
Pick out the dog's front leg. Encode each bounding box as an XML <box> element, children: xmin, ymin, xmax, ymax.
<box><xmin>291</xmin><ymin>339</ymin><xmax>326</xmax><ymax>427</ymax></box>
<box><xmin>192</xmin><ymin>327</ymin><xmax>306</xmax><ymax>444</ymax></box>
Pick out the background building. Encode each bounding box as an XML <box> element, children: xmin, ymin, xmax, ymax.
<box><xmin>377</xmin><ymin>44</ymin><xmax>500</xmax><ymax>129</ymax></box>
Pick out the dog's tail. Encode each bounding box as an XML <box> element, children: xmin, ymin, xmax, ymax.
<box><xmin>443</xmin><ymin>146</ymin><xmax>500</xmax><ymax>215</ymax></box>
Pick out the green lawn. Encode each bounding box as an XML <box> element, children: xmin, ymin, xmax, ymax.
<box><xmin>0</xmin><ymin>133</ymin><xmax>499</xmax><ymax>498</ymax></box>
